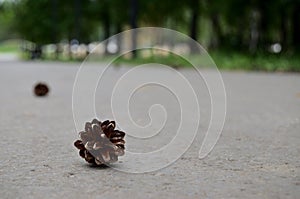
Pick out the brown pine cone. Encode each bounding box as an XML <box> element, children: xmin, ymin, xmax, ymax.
<box><xmin>34</xmin><ymin>82</ymin><xmax>49</xmax><ymax>96</ymax></box>
<box><xmin>74</xmin><ymin>118</ymin><xmax>125</xmax><ymax>166</ymax></box>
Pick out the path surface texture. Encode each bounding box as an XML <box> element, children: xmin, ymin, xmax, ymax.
<box><xmin>0</xmin><ymin>61</ymin><xmax>299</xmax><ymax>198</ymax></box>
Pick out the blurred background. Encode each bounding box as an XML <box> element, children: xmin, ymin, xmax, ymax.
<box><xmin>0</xmin><ymin>0</ymin><xmax>299</xmax><ymax>71</ymax></box>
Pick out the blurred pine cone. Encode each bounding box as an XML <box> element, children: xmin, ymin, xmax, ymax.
<box><xmin>74</xmin><ymin>118</ymin><xmax>125</xmax><ymax>166</ymax></box>
<box><xmin>34</xmin><ymin>82</ymin><xmax>49</xmax><ymax>96</ymax></box>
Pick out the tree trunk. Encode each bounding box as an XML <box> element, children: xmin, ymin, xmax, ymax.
<box><xmin>115</xmin><ymin>24</ymin><xmax>122</xmax><ymax>54</ymax></box>
<box><xmin>249</xmin><ymin>10</ymin><xmax>259</xmax><ymax>54</ymax></box>
<box><xmin>280</xmin><ymin>8</ymin><xmax>288</xmax><ymax>52</ymax></box>
<box><xmin>190</xmin><ymin>5</ymin><xmax>199</xmax><ymax>41</ymax></box>
<box><xmin>130</xmin><ymin>0</ymin><xmax>138</xmax><ymax>58</ymax></box>
<box><xmin>292</xmin><ymin>4</ymin><xmax>300</xmax><ymax>52</ymax></box>
<box><xmin>210</xmin><ymin>13</ymin><xmax>222</xmax><ymax>50</ymax></box>
<box><xmin>103</xmin><ymin>10</ymin><xmax>110</xmax><ymax>55</ymax></box>
<box><xmin>189</xmin><ymin>0</ymin><xmax>199</xmax><ymax>53</ymax></box>
<box><xmin>258</xmin><ymin>3</ymin><xmax>268</xmax><ymax>51</ymax></box>
<box><xmin>74</xmin><ymin>0</ymin><xmax>81</xmax><ymax>41</ymax></box>
<box><xmin>51</xmin><ymin>0</ymin><xmax>59</xmax><ymax>59</ymax></box>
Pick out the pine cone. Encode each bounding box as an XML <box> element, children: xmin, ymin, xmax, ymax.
<box><xmin>74</xmin><ymin>118</ymin><xmax>125</xmax><ymax>166</ymax></box>
<box><xmin>34</xmin><ymin>82</ymin><xmax>49</xmax><ymax>96</ymax></box>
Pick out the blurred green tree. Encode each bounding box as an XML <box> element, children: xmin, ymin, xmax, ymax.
<box><xmin>15</xmin><ymin>0</ymin><xmax>97</xmax><ymax>44</ymax></box>
<box><xmin>0</xmin><ymin>1</ymin><xmax>17</xmax><ymax>41</ymax></box>
<box><xmin>15</xmin><ymin>0</ymin><xmax>54</xmax><ymax>45</ymax></box>
<box><xmin>10</xmin><ymin>0</ymin><xmax>300</xmax><ymax>56</ymax></box>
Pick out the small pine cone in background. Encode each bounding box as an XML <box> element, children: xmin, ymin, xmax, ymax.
<box><xmin>74</xmin><ymin>118</ymin><xmax>125</xmax><ymax>166</ymax></box>
<box><xmin>34</xmin><ymin>82</ymin><xmax>49</xmax><ymax>96</ymax></box>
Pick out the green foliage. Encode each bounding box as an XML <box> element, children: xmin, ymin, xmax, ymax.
<box><xmin>1</xmin><ymin>0</ymin><xmax>299</xmax><ymax>71</ymax></box>
<box><xmin>210</xmin><ymin>51</ymin><xmax>300</xmax><ymax>72</ymax></box>
<box><xmin>112</xmin><ymin>49</ymin><xmax>300</xmax><ymax>72</ymax></box>
<box><xmin>0</xmin><ymin>1</ymin><xmax>17</xmax><ymax>41</ymax></box>
<box><xmin>15</xmin><ymin>0</ymin><xmax>54</xmax><ymax>44</ymax></box>
<box><xmin>0</xmin><ymin>39</ymin><xmax>20</xmax><ymax>53</ymax></box>
<box><xmin>113</xmin><ymin>49</ymin><xmax>193</xmax><ymax>68</ymax></box>
<box><xmin>9</xmin><ymin>0</ymin><xmax>300</xmax><ymax>52</ymax></box>
<box><xmin>14</xmin><ymin>0</ymin><xmax>98</xmax><ymax>44</ymax></box>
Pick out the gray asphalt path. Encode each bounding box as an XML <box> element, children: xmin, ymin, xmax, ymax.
<box><xmin>0</xmin><ymin>53</ymin><xmax>19</xmax><ymax>62</ymax></box>
<box><xmin>0</xmin><ymin>61</ymin><xmax>299</xmax><ymax>198</ymax></box>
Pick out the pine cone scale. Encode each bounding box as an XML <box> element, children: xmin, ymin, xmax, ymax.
<box><xmin>92</xmin><ymin>142</ymin><xmax>102</xmax><ymax>150</ymax></box>
<box><xmin>85</xmin><ymin>122</ymin><xmax>92</xmax><ymax>132</ymax></box>
<box><xmin>116</xmin><ymin>144</ymin><xmax>125</xmax><ymax>149</ymax></box>
<box><xmin>74</xmin><ymin>140</ymin><xmax>85</xmax><ymax>150</ymax></box>
<box><xmin>79</xmin><ymin>149</ymin><xmax>85</xmax><ymax>158</ymax></box>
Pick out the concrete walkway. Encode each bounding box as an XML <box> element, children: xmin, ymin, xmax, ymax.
<box><xmin>0</xmin><ymin>53</ymin><xmax>19</xmax><ymax>62</ymax></box>
<box><xmin>0</xmin><ymin>61</ymin><xmax>299</xmax><ymax>198</ymax></box>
